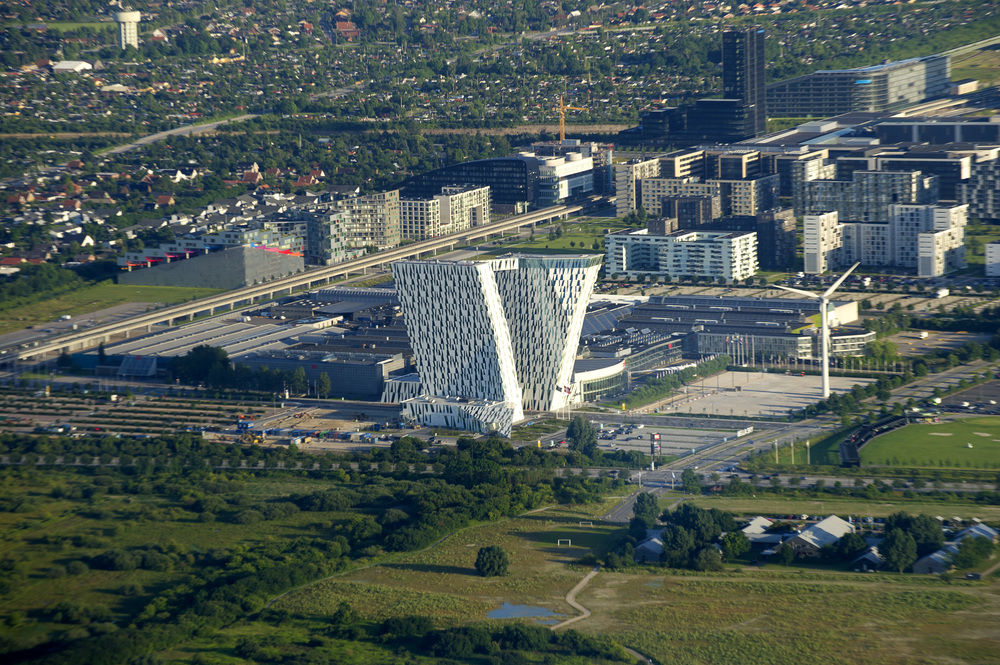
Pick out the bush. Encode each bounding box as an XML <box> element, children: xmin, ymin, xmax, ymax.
<box><xmin>474</xmin><ymin>546</ymin><xmax>509</xmax><ymax>577</ymax></box>
<box><xmin>66</xmin><ymin>560</ymin><xmax>89</xmax><ymax>575</ymax></box>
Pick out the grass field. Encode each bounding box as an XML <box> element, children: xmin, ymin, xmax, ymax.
<box><xmin>6</xmin><ymin>464</ymin><xmax>1000</xmax><ymax>665</ymax></box>
<box><xmin>860</xmin><ymin>416</ymin><xmax>1000</xmax><ymax>469</ymax></box>
<box><xmin>951</xmin><ymin>49</ymin><xmax>1000</xmax><ymax>87</ymax></box>
<box><xmin>273</xmin><ymin>500</ymin><xmax>625</xmax><ymax>624</ymax></box>
<box><xmin>0</xmin><ymin>282</ymin><xmax>223</xmax><ymax>334</ymax></box>
<box><xmin>498</xmin><ymin>219</ymin><xmax>622</xmax><ymax>254</ymax></box>
<box><xmin>582</xmin><ymin>573</ymin><xmax>998</xmax><ymax>665</ymax></box>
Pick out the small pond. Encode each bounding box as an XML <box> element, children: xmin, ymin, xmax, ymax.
<box><xmin>487</xmin><ymin>603</ymin><xmax>564</xmax><ymax>621</ymax></box>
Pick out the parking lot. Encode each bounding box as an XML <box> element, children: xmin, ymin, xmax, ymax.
<box><xmin>596</xmin><ymin>422</ymin><xmax>742</xmax><ymax>457</ymax></box>
<box><xmin>659</xmin><ymin>371</ymin><xmax>875</xmax><ymax>418</ymax></box>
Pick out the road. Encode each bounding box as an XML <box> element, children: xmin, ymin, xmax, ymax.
<box><xmin>102</xmin><ymin>114</ymin><xmax>259</xmax><ymax>155</ymax></box>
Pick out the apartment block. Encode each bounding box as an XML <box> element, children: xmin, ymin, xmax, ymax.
<box><xmin>804</xmin><ymin>204</ymin><xmax>966</xmax><ymax>277</ymax></box>
<box><xmin>401</xmin><ymin>186</ymin><xmax>490</xmax><ymax>240</ymax></box>
<box><xmin>606</xmin><ymin>229</ymin><xmax>758</xmax><ymax>282</ymax></box>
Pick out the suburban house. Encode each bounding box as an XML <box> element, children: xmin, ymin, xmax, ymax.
<box><xmin>785</xmin><ymin>515</ymin><xmax>855</xmax><ymax>557</ymax></box>
<box><xmin>913</xmin><ymin>523</ymin><xmax>999</xmax><ymax>574</ymax></box>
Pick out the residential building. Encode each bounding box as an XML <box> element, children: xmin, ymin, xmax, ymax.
<box><xmin>796</xmin><ymin>169</ymin><xmax>939</xmax><ymax>222</ymax></box>
<box><xmin>766</xmin><ymin>55</ymin><xmax>950</xmax><ymax>116</ymax></box>
<box><xmin>391</xmin><ymin>255</ymin><xmax>601</xmax><ymax>435</ymax></box>
<box><xmin>638</xmin><ymin>175</ymin><xmax>777</xmax><ymax>218</ymax></box>
<box><xmin>785</xmin><ymin>515</ymin><xmax>855</xmax><ymax>557</ymax></box>
<box><xmin>114</xmin><ymin>10</ymin><xmax>141</xmax><ymax>50</ymax></box>
<box><xmin>400</xmin><ymin>186</ymin><xmax>490</xmax><ymax>240</ymax></box>
<box><xmin>605</xmin><ymin>229</ymin><xmax>758</xmax><ymax>282</ymax></box>
<box><xmin>959</xmin><ymin>157</ymin><xmax>1000</xmax><ymax>221</ymax></box>
<box><xmin>331</xmin><ymin>190</ymin><xmax>401</xmax><ymax>251</ymax></box>
<box><xmin>615</xmin><ymin>156</ymin><xmax>662</xmax><ymax>217</ymax></box>
<box><xmin>803</xmin><ymin>204</ymin><xmax>967</xmax><ymax>277</ymax></box>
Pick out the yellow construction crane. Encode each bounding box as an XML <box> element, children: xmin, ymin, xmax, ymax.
<box><xmin>557</xmin><ymin>95</ymin><xmax>586</xmax><ymax>141</ymax></box>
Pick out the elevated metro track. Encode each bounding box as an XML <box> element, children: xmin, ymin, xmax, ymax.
<box><xmin>15</xmin><ymin>201</ymin><xmax>592</xmax><ymax>361</ymax></box>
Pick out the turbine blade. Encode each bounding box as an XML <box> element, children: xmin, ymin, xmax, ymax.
<box><xmin>773</xmin><ymin>284</ymin><xmax>820</xmax><ymax>299</ymax></box>
<box><xmin>823</xmin><ymin>262</ymin><xmax>861</xmax><ymax>298</ymax></box>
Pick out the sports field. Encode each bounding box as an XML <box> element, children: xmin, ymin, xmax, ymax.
<box><xmin>860</xmin><ymin>416</ymin><xmax>1000</xmax><ymax>468</ymax></box>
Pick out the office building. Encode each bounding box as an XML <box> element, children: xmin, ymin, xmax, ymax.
<box><xmin>722</xmin><ymin>26</ymin><xmax>767</xmax><ymax>135</ymax></box>
<box><xmin>804</xmin><ymin>204</ymin><xmax>967</xmax><ymax>277</ymax></box>
<box><xmin>536</xmin><ymin>153</ymin><xmax>595</xmax><ymax>206</ymax></box>
<box><xmin>959</xmin><ymin>157</ymin><xmax>1000</xmax><ymax>221</ymax></box>
<box><xmin>618</xmin><ymin>28</ymin><xmax>766</xmax><ymax>145</ymax></box>
<box><xmin>400</xmin><ymin>186</ymin><xmax>490</xmax><ymax>240</ymax></box>
<box><xmin>605</xmin><ymin>228</ymin><xmax>758</xmax><ymax>282</ymax></box>
<box><xmin>874</xmin><ymin>117</ymin><xmax>1000</xmax><ymax>145</ymax></box>
<box><xmin>401</xmin><ymin>150</ymin><xmax>596</xmax><ymax>212</ymax></box>
<box><xmin>391</xmin><ymin>255</ymin><xmax>601</xmax><ymax>434</ymax></box>
<box><xmin>619</xmin><ymin>295</ymin><xmax>870</xmax><ymax>361</ymax></box>
<box><xmin>766</xmin><ymin>55</ymin><xmax>950</xmax><ymax>116</ymax></box>
<box><xmin>986</xmin><ymin>241</ymin><xmax>1000</xmax><ymax>277</ymax></box>
<box><xmin>114</xmin><ymin>10</ymin><xmax>140</xmax><ymax>50</ymax></box>
<box><xmin>795</xmin><ymin>169</ymin><xmax>939</xmax><ymax>222</ymax></box>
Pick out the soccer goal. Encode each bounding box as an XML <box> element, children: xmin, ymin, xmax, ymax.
<box><xmin>557</xmin><ymin>539</ymin><xmax>572</xmax><ymax>547</ymax></box>
<box><xmin>578</xmin><ymin>521</ymin><xmax>593</xmax><ymax>527</ymax></box>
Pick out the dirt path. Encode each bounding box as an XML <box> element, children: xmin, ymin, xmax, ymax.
<box><xmin>551</xmin><ymin>565</ymin><xmax>599</xmax><ymax>630</ymax></box>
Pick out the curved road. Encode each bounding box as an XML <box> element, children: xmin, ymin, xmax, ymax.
<box><xmin>103</xmin><ymin>114</ymin><xmax>259</xmax><ymax>155</ymax></box>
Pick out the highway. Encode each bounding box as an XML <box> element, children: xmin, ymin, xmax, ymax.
<box><xmin>11</xmin><ymin>201</ymin><xmax>589</xmax><ymax>361</ymax></box>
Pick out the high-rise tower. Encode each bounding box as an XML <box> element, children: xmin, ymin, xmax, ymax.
<box><xmin>391</xmin><ymin>255</ymin><xmax>601</xmax><ymax>434</ymax></box>
<box><xmin>114</xmin><ymin>10</ymin><xmax>141</xmax><ymax>50</ymax></box>
<box><xmin>722</xmin><ymin>26</ymin><xmax>766</xmax><ymax>135</ymax></box>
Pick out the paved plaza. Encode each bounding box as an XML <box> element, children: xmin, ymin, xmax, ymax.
<box><xmin>661</xmin><ymin>371</ymin><xmax>875</xmax><ymax>418</ymax></box>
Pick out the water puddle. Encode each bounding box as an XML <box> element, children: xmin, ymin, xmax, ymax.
<box><xmin>487</xmin><ymin>602</ymin><xmax>564</xmax><ymax>621</ymax></box>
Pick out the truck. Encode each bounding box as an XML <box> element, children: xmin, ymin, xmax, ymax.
<box><xmin>935</xmin><ymin>288</ymin><xmax>949</xmax><ymax>299</ymax></box>
<box><xmin>918</xmin><ymin>331</ymin><xmax>929</xmax><ymax>339</ymax></box>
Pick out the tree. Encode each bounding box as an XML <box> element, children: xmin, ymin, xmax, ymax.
<box><xmin>475</xmin><ymin>546</ymin><xmax>509</xmax><ymax>577</ymax></box>
<box><xmin>97</xmin><ymin>342</ymin><xmax>107</xmax><ymax>364</ymax></box>
<box><xmin>693</xmin><ymin>546</ymin><xmax>723</xmax><ymax>571</ymax></box>
<box><xmin>316</xmin><ymin>372</ymin><xmax>331</xmax><ymax>399</ymax></box>
<box><xmin>565</xmin><ymin>415</ymin><xmax>597</xmax><ymax>457</ymax></box>
<box><xmin>882</xmin><ymin>528</ymin><xmax>917</xmax><ymax>573</ymax></box>
<box><xmin>680</xmin><ymin>468</ymin><xmax>700</xmax><ymax>494</ymax></box>
<box><xmin>776</xmin><ymin>542</ymin><xmax>797</xmax><ymax>565</ymax></box>
<box><xmin>173</xmin><ymin>345</ymin><xmax>230</xmax><ymax>385</ymax></box>
<box><xmin>836</xmin><ymin>532</ymin><xmax>867</xmax><ymax>560</ymax></box>
<box><xmin>632</xmin><ymin>492</ymin><xmax>659</xmax><ymax>526</ymax></box>
<box><xmin>289</xmin><ymin>367</ymin><xmax>308</xmax><ymax>395</ymax></box>
<box><xmin>721</xmin><ymin>531</ymin><xmax>750</xmax><ymax>561</ymax></box>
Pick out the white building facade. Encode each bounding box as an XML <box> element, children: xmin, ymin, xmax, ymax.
<box><xmin>391</xmin><ymin>255</ymin><xmax>601</xmax><ymax>435</ymax></box>
<box><xmin>803</xmin><ymin>204</ymin><xmax>967</xmax><ymax>277</ymax></box>
<box><xmin>400</xmin><ymin>186</ymin><xmax>490</xmax><ymax>240</ymax></box>
<box><xmin>605</xmin><ymin>229</ymin><xmax>758</xmax><ymax>281</ymax></box>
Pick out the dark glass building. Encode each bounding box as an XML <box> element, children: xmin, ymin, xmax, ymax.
<box><xmin>400</xmin><ymin>156</ymin><xmax>539</xmax><ymax>207</ymax></box>
<box><xmin>722</xmin><ymin>26</ymin><xmax>767</xmax><ymax>135</ymax></box>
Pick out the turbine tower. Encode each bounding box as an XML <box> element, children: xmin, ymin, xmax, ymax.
<box><xmin>773</xmin><ymin>262</ymin><xmax>859</xmax><ymax>399</ymax></box>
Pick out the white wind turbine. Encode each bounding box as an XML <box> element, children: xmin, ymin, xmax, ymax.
<box><xmin>773</xmin><ymin>262</ymin><xmax>860</xmax><ymax>399</ymax></box>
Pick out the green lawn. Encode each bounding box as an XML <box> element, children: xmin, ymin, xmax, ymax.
<box><xmin>860</xmin><ymin>416</ymin><xmax>1000</xmax><ymax>468</ymax></box>
<box><xmin>499</xmin><ymin>219</ymin><xmax>623</xmax><ymax>254</ymax></box>
<box><xmin>0</xmin><ymin>281</ymin><xmax>223</xmax><ymax>334</ymax></box>
<box><xmin>951</xmin><ymin>48</ymin><xmax>1000</xmax><ymax>87</ymax></box>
